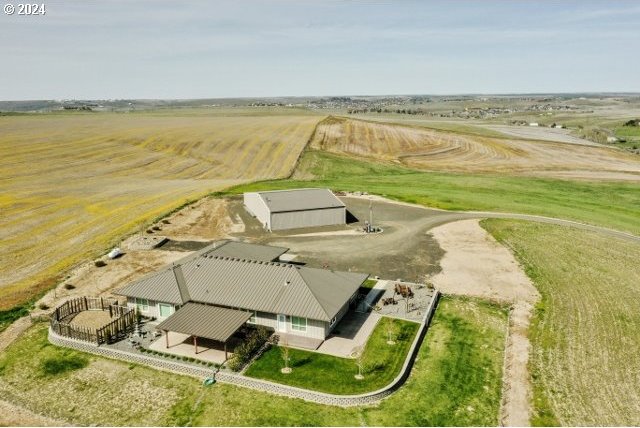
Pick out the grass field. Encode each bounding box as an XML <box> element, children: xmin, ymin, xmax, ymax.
<box><xmin>310</xmin><ymin>116</ymin><xmax>640</xmax><ymax>180</ymax></box>
<box><xmin>0</xmin><ymin>296</ymin><xmax>506</xmax><ymax>426</ymax></box>
<box><xmin>0</xmin><ymin>110</ymin><xmax>321</xmax><ymax>310</ymax></box>
<box><xmin>482</xmin><ymin>219</ymin><xmax>640</xmax><ymax>426</ymax></box>
<box><xmin>227</xmin><ymin>150</ymin><xmax>640</xmax><ymax>235</ymax></box>
<box><xmin>245</xmin><ymin>317</ymin><xmax>418</xmax><ymax>394</ymax></box>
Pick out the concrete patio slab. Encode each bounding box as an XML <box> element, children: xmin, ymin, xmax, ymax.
<box><xmin>276</xmin><ymin>333</ymin><xmax>323</xmax><ymax>350</ymax></box>
<box><xmin>316</xmin><ymin>311</ymin><xmax>381</xmax><ymax>357</ymax></box>
<box><xmin>147</xmin><ymin>331</ymin><xmax>234</xmax><ymax>364</ymax></box>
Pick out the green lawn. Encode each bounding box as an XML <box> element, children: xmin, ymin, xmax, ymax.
<box><xmin>0</xmin><ymin>296</ymin><xmax>507</xmax><ymax>426</ymax></box>
<box><xmin>223</xmin><ymin>150</ymin><xmax>640</xmax><ymax>235</ymax></box>
<box><xmin>483</xmin><ymin>219</ymin><xmax>640</xmax><ymax>426</ymax></box>
<box><xmin>614</xmin><ymin>125</ymin><xmax>640</xmax><ymax>150</ymax></box>
<box><xmin>614</xmin><ymin>125</ymin><xmax>640</xmax><ymax>139</ymax></box>
<box><xmin>245</xmin><ymin>317</ymin><xmax>418</xmax><ymax>394</ymax></box>
<box><xmin>364</xmin><ymin>296</ymin><xmax>508</xmax><ymax>426</ymax></box>
<box><xmin>362</xmin><ymin>278</ymin><xmax>378</xmax><ymax>288</ymax></box>
<box><xmin>0</xmin><ymin>323</ymin><xmax>359</xmax><ymax>426</ymax></box>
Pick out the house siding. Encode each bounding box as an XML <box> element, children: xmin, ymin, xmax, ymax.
<box><xmin>270</xmin><ymin>207</ymin><xmax>346</xmax><ymax>231</ymax></box>
<box><xmin>126</xmin><ymin>297</ymin><xmax>175</xmax><ymax>321</ymax></box>
<box><xmin>243</xmin><ymin>192</ymin><xmax>271</xmax><ymax>230</ymax></box>
<box><xmin>249</xmin><ymin>310</ymin><xmax>327</xmax><ymax>340</ymax></box>
<box><xmin>129</xmin><ymin>300</ymin><xmax>332</xmax><ymax>341</ymax></box>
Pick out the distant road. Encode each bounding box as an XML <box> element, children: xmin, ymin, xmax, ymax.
<box><xmin>477</xmin><ymin>124</ymin><xmax>604</xmax><ymax>147</ymax></box>
<box><xmin>359</xmin><ymin>194</ymin><xmax>640</xmax><ymax>244</ymax></box>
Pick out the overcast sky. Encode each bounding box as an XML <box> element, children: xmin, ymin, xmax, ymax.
<box><xmin>1</xmin><ymin>0</ymin><xmax>639</xmax><ymax>100</ymax></box>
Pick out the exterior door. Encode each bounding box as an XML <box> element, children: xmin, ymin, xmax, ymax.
<box><xmin>277</xmin><ymin>314</ymin><xmax>287</xmax><ymax>332</ymax></box>
<box><xmin>158</xmin><ymin>303</ymin><xmax>173</xmax><ymax>319</ymax></box>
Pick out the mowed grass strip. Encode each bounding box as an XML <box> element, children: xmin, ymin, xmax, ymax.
<box><xmin>0</xmin><ymin>296</ymin><xmax>507</xmax><ymax>426</ymax></box>
<box><xmin>226</xmin><ymin>150</ymin><xmax>640</xmax><ymax>235</ymax></box>
<box><xmin>245</xmin><ymin>317</ymin><xmax>418</xmax><ymax>395</ymax></box>
<box><xmin>482</xmin><ymin>219</ymin><xmax>640</xmax><ymax>426</ymax></box>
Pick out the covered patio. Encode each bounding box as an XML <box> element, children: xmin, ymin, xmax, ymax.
<box><xmin>154</xmin><ymin>303</ymin><xmax>252</xmax><ymax>363</ymax></box>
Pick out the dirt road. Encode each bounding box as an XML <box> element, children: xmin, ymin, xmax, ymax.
<box><xmin>429</xmin><ymin>219</ymin><xmax>539</xmax><ymax>426</ymax></box>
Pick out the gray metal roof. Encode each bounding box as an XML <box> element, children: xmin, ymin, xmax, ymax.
<box><xmin>156</xmin><ymin>303</ymin><xmax>251</xmax><ymax>342</ymax></box>
<box><xmin>183</xmin><ymin>256</ymin><xmax>367</xmax><ymax>321</ymax></box>
<box><xmin>116</xmin><ymin>240</ymin><xmax>287</xmax><ymax>304</ymax></box>
<box><xmin>255</xmin><ymin>188</ymin><xmax>345</xmax><ymax>213</ymax></box>
<box><xmin>204</xmin><ymin>241</ymin><xmax>288</xmax><ymax>262</ymax></box>
<box><xmin>115</xmin><ymin>242</ymin><xmax>368</xmax><ymax>321</ymax></box>
<box><xmin>117</xmin><ymin>268</ymin><xmax>185</xmax><ymax>305</ymax></box>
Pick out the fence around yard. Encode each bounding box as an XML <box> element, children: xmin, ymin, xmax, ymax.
<box><xmin>49</xmin><ymin>297</ymin><xmax>136</xmax><ymax>345</ymax></box>
<box><xmin>49</xmin><ymin>291</ymin><xmax>441</xmax><ymax>407</ymax></box>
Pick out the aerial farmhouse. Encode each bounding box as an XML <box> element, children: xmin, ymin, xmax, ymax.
<box><xmin>243</xmin><ymin>188</ymin><xmax>346</xmax><ymax>231</ymax></box>
<box><xmin>116</xmin><ymin>240</ymin><xmax>368</xmax><ymax>350</ymax></box>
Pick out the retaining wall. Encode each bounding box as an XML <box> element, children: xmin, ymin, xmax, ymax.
<box><xmin>49</xmin><ymin>291</ymin><xmax>440</xmax><ymax>407</ymax></box>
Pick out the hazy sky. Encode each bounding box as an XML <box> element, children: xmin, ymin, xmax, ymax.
<box><xmin>1</xmin><ymin>0</ymin><xmax>639</xmax><ymax>100</ymax></box>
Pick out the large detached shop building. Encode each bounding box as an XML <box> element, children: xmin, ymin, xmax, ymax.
<box><xmin>243</xmin><ymin>188</ymin><xmax>346</xmax><ymax>231</ymax></box>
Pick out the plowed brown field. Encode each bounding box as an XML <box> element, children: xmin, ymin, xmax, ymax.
<box><xmin>0</xmin><ymin>112</ymin><xmax>320</xmax><ymax>308</ymax></box>
<box><xmin>311</xmin><ymin>117</ymin><xmax>640</xmax><ymax>180</ymax></box>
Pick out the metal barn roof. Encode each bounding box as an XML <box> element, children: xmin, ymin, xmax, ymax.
<box><xmin>156</xmin><ymin>303</ymin><xmax>251</xmax><ymax>342</ymax></box>
<box><xmin>255</xmin><ymin>188</ymin><xmax>345</xmax><ymax>213</ymax></box>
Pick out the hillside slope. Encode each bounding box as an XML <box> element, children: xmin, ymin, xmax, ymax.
<box><xmin>311</xmin><ymin>117</ymin><xmax>640</xmax><ymax>180</ymax></box>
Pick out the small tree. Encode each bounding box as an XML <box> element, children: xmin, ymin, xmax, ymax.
<box><xmin>386</xmin><ymin>318</ymin><xmax>397</xmax><ymax>345</ymax></box>
<box><xmin>280</xmin><ymin>337</ymin><xmax>292</xmax><ymax>374</ymax></box>
<box><xmin>352</xmin><ymin>346</ymin><xmax>365</xmax><ymax>380</ymax></box>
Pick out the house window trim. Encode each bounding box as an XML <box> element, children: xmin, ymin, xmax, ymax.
<box><xmin>136</xmin><ymin>298</ymin><xmax>149</xmax><ymax>313</ymax></box>
<box><xmin>290</xmin><ymin>316</ymin><xmax>307</xmax><ymax>332</ymax></box>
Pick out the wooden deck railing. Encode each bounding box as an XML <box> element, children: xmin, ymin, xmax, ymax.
<box><xmin>50</xmin><ymin>297</ymin><xmax>136</xmax><ymax>345</ymax></box>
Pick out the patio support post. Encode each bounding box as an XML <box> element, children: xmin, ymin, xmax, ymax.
<box><xmin>165</xmin><ymin>330</ymin><xmax>169</xmax><ymax>348</ymax></box>
<box><xmin>224</xmin><ymin>341</ymin><xmax>227</xmax><ymax>360</ymax></box>
<box><xmin>193</xmin><ymin>335</ymin><xmax>198</xmax><ymax>354</ymax></box>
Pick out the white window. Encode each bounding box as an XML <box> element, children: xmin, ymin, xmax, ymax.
<box><xmin>135</xmin><ymin>298</ymin><xmax>149</xmax><ymax>313</ymax></box>
<box><xmin>291</xmin><ymin>316</ymin><xmax>307</xmax><ymax>332</ymax></box>
<box><xmin>248</xmin><ymin>311</ymin><xmax>257</xmax><ymax>324</ymax></box>
<box><xmin>158</xmin><ymin>303</ymin><xmax>173</xmax><ymax>318</ymax></box>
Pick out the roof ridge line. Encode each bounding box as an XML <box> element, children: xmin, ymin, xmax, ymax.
<box><xmin>294</xmin><ymin>268</ymin><xmax>332</xmax><ymax>320</ymax></box>
<box><xmin>172</xmin><ymin>263</ymin><xmax>191</xmax><ymax>304</ymax></box>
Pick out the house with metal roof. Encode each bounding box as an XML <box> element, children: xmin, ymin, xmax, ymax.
<box><xmin>243</xmin><ymin>188</ymin><xmax>346</xmax><ymax>231</ymax></box>
<box><xmin>115</xmin><ymin>240</ymin><xmax>368</xmax><ymax>350</ymax></box>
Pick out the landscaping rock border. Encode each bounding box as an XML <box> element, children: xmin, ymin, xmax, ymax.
<box><xmin>49</xmin><ymin>291</ymin><xmax>440</xmax><ymax>407</ymax></box>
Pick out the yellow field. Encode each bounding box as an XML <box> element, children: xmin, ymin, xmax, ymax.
<box><xmin>311</xmin><ymin>117</ymin><xmax>640</xmax><ymax>180</ymax></box>
<box><xmin>0</xmin><ymin>111</ymin><xmax>320</xmax><ymax>309</ymax></box>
